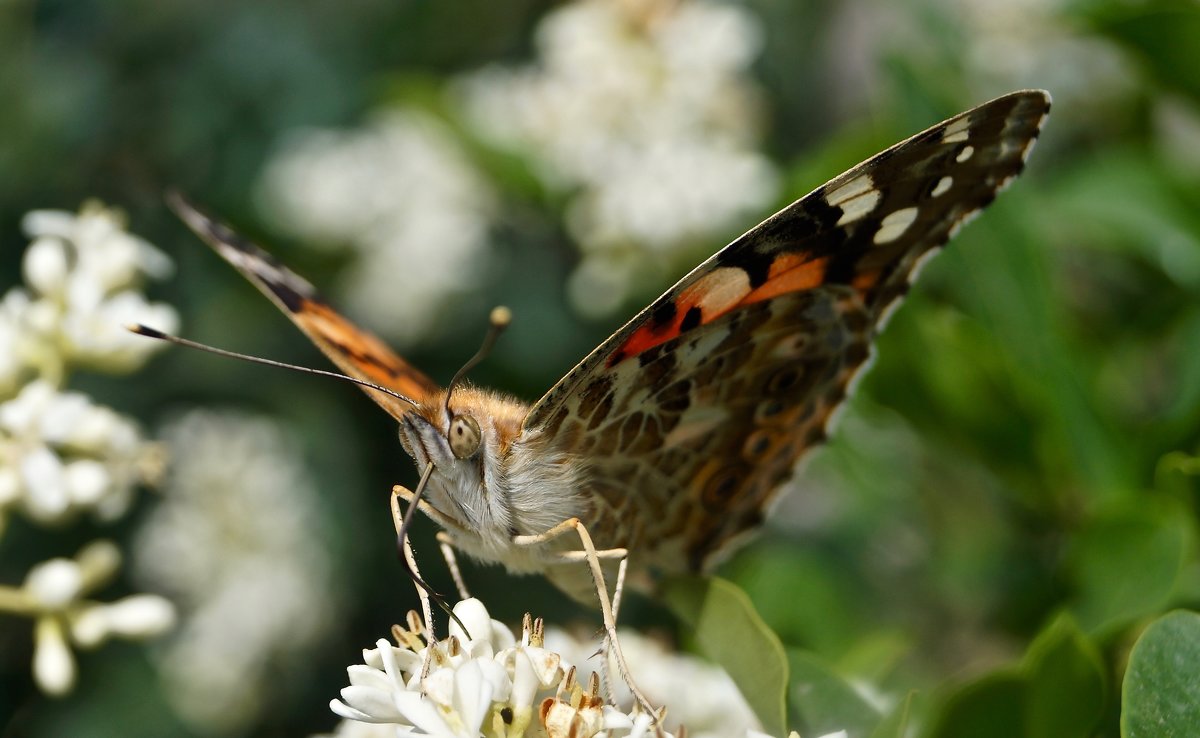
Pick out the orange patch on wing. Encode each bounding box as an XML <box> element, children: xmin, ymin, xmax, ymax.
<box><xmin>296</xmin><ymin>300</ymin><xmax>439</xmax><ymax>402</ymax></box>
<box><xmin>742</xmin><ymin>255</ymin><xmax>829</xmax><ymax>305</ymax></box>
<box><xmin>611</xmin><ymin>267</ymin><xmax>753</xmax><ymax>366</ymax></box>
<box><xmin>851</xmin><ymin>268</ymin><xmax>882</xmax><ymax>293</ymax></box>
<box><xmin>611</xmin><ymin>258</ymin><xmax>841</xmax><ymax>366</ymax></box>
<box><xmin>611</xmin><ymin>303</ymin><xmax>694</xmax><ymax>365</ymax></box>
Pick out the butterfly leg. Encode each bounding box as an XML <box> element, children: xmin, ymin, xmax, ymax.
<box><xmin>512</xmin><ymin>518</ymin><xmax>662</xmax><ymax>721</ymax></box>
<box><xmin>389</xmin><ymin>487</ymin><xmax>438</xmax><ymax>679</ymax></box>
<box><xmin>435</xmin><ymin>531</ymin><xmax>472</xmax><ymax>600</ymax></box>
<box><xmin>612</xmin><ymin>555</ymin><xmax>628</xmax><ymax>622</ymax></box>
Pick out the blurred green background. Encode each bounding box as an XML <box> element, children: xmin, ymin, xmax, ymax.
<box><xmin>1</xmin><ymin>0</ymin><xmax>1198</xmax><ymax>736</ymax></box>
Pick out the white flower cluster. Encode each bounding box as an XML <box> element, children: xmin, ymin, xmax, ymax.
<box><xmin>326</xmin><ymin>598</ymin><xmax>829</xmax><ymax>738</ymax></box>
<box><xmin>0</xmin><ymin>380</ymin><xmax>154</xmax><ymax>525</ymax></box>
<box><xmin>3</xmin><ymin>540</ymin><xmax>175</xmax><ymax>696</ymax></box>
<box><xmin>0</xmin><ymin>204</ymin><xmax>177</xmax><ymax>529</ymax></box>
<box><xmin>4</xmin><ymin>202</ymin><xmax>178</xmax><ymax>388</ymax></box>
<box><xmin>542</xmin><ymin>627</ymin><xmax>759</xmax><ymax>738</ymax></box>
<box><xmin>133</xmin><ymin>410</ymin><xmax>339</xmax><ymax>734</ymax></box>
<box><xmin>457</xmin><ymin>0</ymin><xmax>779</xmax><ymax>317</ymax></box>
<box><xmin>960</xmin><ymin>0</ymin><xmax>1135</xmax><ymax>108</ymax></box>
<box><xmin>256</xmin><ymin>110</ymin><xmax>496</xmax><ymax>343</ymax></box>
<box><xmin>0</xmin><ymin>202</ymin><xmax>179</xmax><ymax>696</ymax></box>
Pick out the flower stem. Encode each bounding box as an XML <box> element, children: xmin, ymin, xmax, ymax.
<box><xmin>0</xmin><ymin>584</ymin><xmax>39</xmax><ymax>616</ymax></box>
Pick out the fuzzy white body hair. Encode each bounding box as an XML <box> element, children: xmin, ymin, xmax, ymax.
<box><xmin>398</xmin><ymin>386</ymin><xmax>590</xmax><ymax>574</ymax></box>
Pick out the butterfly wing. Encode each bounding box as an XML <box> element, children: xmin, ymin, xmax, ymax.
<box><xmin>525</xmin><ymin>90</ymin><xmax>1051</xmax><ymax>573</ymax></box>
<box><xmin>168</xmin><ymin>193</ymin><xmax>440</xmax><ymax>420</ymax></box>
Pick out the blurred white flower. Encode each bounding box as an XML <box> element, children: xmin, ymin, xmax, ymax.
<box><xmin>825</xmin><ymin>0</ymin><xmax>1133</xmax><ymax>117</ymax></box>
<box><xmin>0</xmin><ymin>379</ymin><xmax>160</xmax><ymax>524</ymax></box>
<box><xmin>257</xmin><ymin>110</ymin><xmax>496</xmax><ymax>343</ymax></box>
<box><xmin>132</xmin><ymin>409</ymin><xmax>339</xmax><ymax>734</ymax></box>
<box><xmin>0</xmin><ymin>201</ymin><xmax>179</xmax><ymax>698</ymax></box>
<box><xmin>457</xmin><ymin>0</ymin><xmax>778</xmax><ymax>317</ymax></box>
<box><xmin>11</xmin><ymin>202</ymin><xmax>179</xmax><ymax>381</ymax></box>
<box><xmin>6</xmin><ymin>541</ymin><xmax>175</xmax><ymax>696</ymax></box>
<box><xmin>953</xmin><ymin>0</ymin><xmax>1136</xmax><ymax>112</ymax></box>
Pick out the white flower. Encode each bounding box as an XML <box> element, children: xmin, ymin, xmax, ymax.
<box><xmin>332</xmin><ymin>600</ymin><xmax>559</xmax><ymax>737</ymax></box>
<box><xmin>456</xmin><ymin>0</ymin><xmax>778</xmax><ymax>317</ymax></box>
<box><xmin>14</xmin><ymin>202</ymin><xmax>179</xmax><ymax>377</ymax></box>
<box><xmin>14</xmin><ymin>541</ymin><xmax>175</xmax><ymax>697</ymax></box>
<box><xmin>257</xmin><ymin>110</ymin><xmax>496</xmax><ymax>343</ymax></box>
<box><xmin>329</xmin><ymin>596</ymin><xmax>793</xmax><ymax>738</ymax></box>
<box><xmin>71</xmin><ymin>594</ymin><xmax>177</xmax><ymax>646</ymax></box>
<box><xmin>543</xmin><ymin>626</ymin><xmax>759</xmax><ymax>738</ymax></box>
<box><xmin>33</xmin><ymin>616</ymin><xmax>75</xmax><ymax>697</ymax></box>
<box><xmin>315</xmin><ymin>720</ymin><xmax>405</xmax><ymax>738</ymax></box>
<box><xmin>132</xmin><ymin>409</ymin><xmax>339</xmax><ymax>734</ymax></box>
<box><xmin>0</xmin><ymin>380</ymin><xmax>159</xmax><ymax>524</ymax></box>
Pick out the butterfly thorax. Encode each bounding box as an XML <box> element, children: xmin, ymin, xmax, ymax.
<box><xmin>398</xmin><ymin>386</ymin><xmax>593</xmax><ymax>570</ymax></box>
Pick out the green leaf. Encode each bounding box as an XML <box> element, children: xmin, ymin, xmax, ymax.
<box><xmin>727</xmin><ymin>544</ymin><xmax>862</xmax><ymax>653</ymax></box>
<box><xmin>928</xmin><ymin>672</ymin><xmax>1027</xmax><ymax>738</ymax></box>
<box><xmin>929</xmin><ymin>616</ymin><xmax>1106</xmax><ymax>738</ymax></box>
<box><xmin>1069</xmin><ymin>507</ymin><xmax>1190</xmax><ymax>635</ymax></box>
<box><xmin>662</xmin><ymin>574</ymin><xmax>788</xmax><ymax>737</ymax></box>
<box><xmin>1122</xmin><ymin>610</ymin><xmax>1200</xmax><ymax>737</ymax></box>
<box><xmin>788</xmin><ymin>651</ymin><xmax>881</xmax><ymax>738</ymax></box>
<box><xmin>1023</xmin><ymin>614</ymin><xmax>1106</xmax><ymax>738</ymax></box>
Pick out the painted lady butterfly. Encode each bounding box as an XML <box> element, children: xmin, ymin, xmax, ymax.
<box><xmin>160</xmin><ymin>90</ymin><xmax>1050</xmax><ymax>607</ymax></box>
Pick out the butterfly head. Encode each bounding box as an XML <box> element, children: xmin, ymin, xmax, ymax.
<box><xmin>397</xmin><ymin>386</ymin><xmax>527</xmax><ymax>536</ymax></box>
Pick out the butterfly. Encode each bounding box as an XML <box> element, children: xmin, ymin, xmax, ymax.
<box><xmin>162</xmin><ymin>89</ymin><xmax>1050</xmax><ymax>606</ymax></box>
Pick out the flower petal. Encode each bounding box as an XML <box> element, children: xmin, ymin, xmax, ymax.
<box><xmin>450</xmin><ymin>598</ymin><xmax>492</xmax><ymax>645</ymax></box>
<box><xmin>33</xmin><ymin>617</ymin><xmax>76</xmax><ymax>696</ymax></box>
<box><xmin>338</xmin><ymin>685</ymin><xmax>407</xmax><ymax>723</ymax></box>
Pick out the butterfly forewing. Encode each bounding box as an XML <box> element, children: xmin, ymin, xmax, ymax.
<box><xmin>525</xmin><ymin>90</ymin><xmax>1051</xmax><ymax>571</ymax></box>
<box><xmin>168</xmin><ymin>193</ymin><xmax>440</xmax><ymax>420</ymax></box>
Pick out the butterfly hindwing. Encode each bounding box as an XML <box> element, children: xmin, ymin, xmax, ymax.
<box><xmin>525</xmin><ymin>90</ymin><xmax>1051</xmax><ymax>570</ymax></box>
<box><xmin>168</xmin><ymin>193</ymin><xmax>440</xmax><ymax>420</ymax></box>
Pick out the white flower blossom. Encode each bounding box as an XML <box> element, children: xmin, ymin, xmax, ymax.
<box><xmin>12</xmin><ymin>202</ymin><xmax>179</xmax><ymax>380</ymax></box>
<box><xmin>543</xmin><ymin>626</ymin><xmax>759</xmax><ymax>738</ymax></box>
<box><xmin>132</xmin><ymin>409</ymin><xmax>339</xmax><ymax>734</ymax></box>
<box><xmin>0</xmin><ymin>379</ymin><xmax>160</xmax><ymax>524</ymax></box>
<box><xmin>257</xmin><ymin>110</ymin><xmax>496</xmax><ymax>343</ymax></box>
<box><xmin>327</xmin><ymin>597</ymin><xmax>805</xmax><ymax>738</ymax></box>
<box><xmin>0</xmin><ymin>201</ymin><xmax>179</xmax><ymax>698</ymax></box>
<box><xmin>457</xmin><ymin>0</ymin><xmax>778</xmax><ymax>317</ymax></box>
<box><xmin>9</xmin><ymin>541</ymin><xmax>176</xmax><ymax>696</ymax></box>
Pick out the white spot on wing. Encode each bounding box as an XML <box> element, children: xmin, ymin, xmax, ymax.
<box><xmin>941</xmin><ymin>116</ymin><xmax>972</xmax><ymax>143</ymax></box>
<box><xmin>836</xmin><ymin>190</ymin><xmax>881</xmax><ymax>225</ymax></box>
<box><xmin>827</xmin><ymin>175</ymin><xmax>881</xmax><ymax>226</ymax></box>
<box><xmin>931</xmin><ymin>176</ymin><xmax>953</xmax><ymax>197</ymax></box>
<box><xmin>873</xmin><ymin>206</ymin><xmax>919</xmax><ymax>244</ymax></box>
<box><xmin>956</xmin><ymin>145</ymin><xmax>975</xmax><ymax>163</ymax></box>
<box><xmin>826</xmin><ymin>175</ymin><xmax>874</xmax><ymax>205</ymax></box>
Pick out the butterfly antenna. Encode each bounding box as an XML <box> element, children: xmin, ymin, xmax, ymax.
<box><xmin>127</xmin><ymin>324</ymin><xmax>421</xmax><ymax>408</ymax></box>
<box><xmin>132</xmin><ymin>323</ymin><xmax>468</xmax><ymax>631</ymax></box>
<box><xmin>443</xmin><ymin>306</ymin><xmax>511</xmax><ymax>416</ymax></box>
<box><xmin>396</xmin><ymin>464</ymin><xmax>470</xmax><ymax>637</ymax></box>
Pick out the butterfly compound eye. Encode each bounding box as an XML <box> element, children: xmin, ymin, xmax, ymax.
<box><xmin>448</xmin><ymin>415</ymin><xmax>482</xmax><ymax>459</ymax></box>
